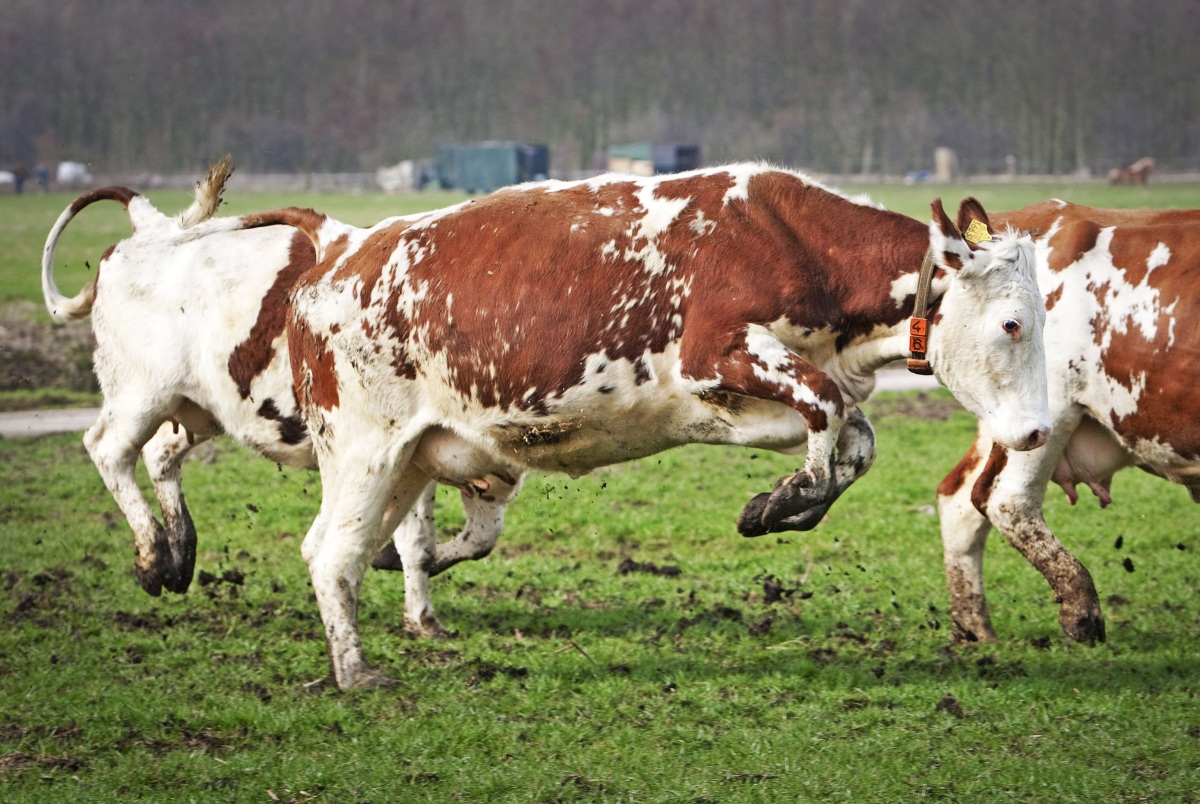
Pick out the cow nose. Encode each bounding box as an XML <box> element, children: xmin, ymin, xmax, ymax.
<box><xmin>1020</xmin><ymin>427</ymin><xmax>1050</xmax><ymax>451</ymax></box>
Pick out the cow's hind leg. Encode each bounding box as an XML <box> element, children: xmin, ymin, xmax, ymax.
<box><xmin>739</xmin><ymin>406</ymin><xmax>875</xmax><ymax>535</ymax></box>
<box><xmin>429</xmin><ymin>479</ymin><xmax>516</xmax><ymax>576</ymax></box>
<box><xmin>371</xmin><ymin>481</ymin><xmax>440</xmax><ymax>574</ymax></box>
<box><xmin>303</xmin><ymin>441</ymin><xmax>428</xmax><ymax>689</ymax></box>
<box><xmin>380</xmin><ymin>473</ymin><xmax>521</xmax><ymax>637</ymax></box>
<box><xmin>84</xmin><ymin>403</ymin><xmax>175</xmax><ymax>596</ymax></box>
<box><xmin>142</xmin><ymin>421</ymin><xmax>210</xmax><ymax>594</ymax></box>
<box><xmin>376</xmin><ymin>478</ymin><xmax>446</xmax><ymax>638</ymax></box>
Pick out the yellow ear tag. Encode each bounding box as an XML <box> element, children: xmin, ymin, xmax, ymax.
<box><xmin>963</xmin><ymin>219</ymin><xmax>992</xmax><ymax>245</ymax></box>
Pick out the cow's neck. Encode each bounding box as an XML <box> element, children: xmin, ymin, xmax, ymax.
<box><xmin>827</xmin><ymin>309</ymin><xmax>942</xmax><ymax>405</ymax></box>
<box><xmin>776</xmin><ymin>203</ymin><xmax>940</xmax><ymax>404</ymax></box>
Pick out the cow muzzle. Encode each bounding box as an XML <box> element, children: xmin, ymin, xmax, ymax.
<box><xmin>997</xmin><ymin>425</ymin><xmax>1050</xmax><ymax>452</ymax></box>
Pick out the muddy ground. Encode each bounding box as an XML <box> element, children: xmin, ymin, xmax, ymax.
<box><xmin>0</xmin><ymin>301</ymin><xmax>97</xmax><ymax>394</ymax></box>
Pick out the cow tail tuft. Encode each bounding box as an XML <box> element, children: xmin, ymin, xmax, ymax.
<box><xmin>176</xmin><ymin>154</ymin><xmax>235</xmax><ymax>229</ymax></box>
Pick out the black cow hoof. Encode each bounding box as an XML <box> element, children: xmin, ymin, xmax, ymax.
<box><xmin>1059</xmin><ymin>604</ymin><xmax>1106</xmax><ymax>645</ymax></box>
<box><xmin>163</xmin><ymin>513</ymin><xmax>198</xmax><ymax>595</ymax></box>
<box><xmin>371</xmin><ymin>541</ymin><xmax>405</xmax><ymax>571</ymax></box>
<box><xmin>737</xmin><ymin>493</ymin><xmax>772</xmax><ymax>536</ymax></box>
<box><xmin>134</xmin><ymin>562</ymin><xmax>167</xmax><ymax>597</ymax></box>
<box><xmin>761</xmin><ymin>472</ymin><xmax>829</xmax><ymax>526</ymax></box>
<box><xmin>769</xmin><ymin>504</ymin><xmax>830</xmax><ymax>532</ymax></box>
<box><xmin>738</xmin><ymin>493</ymin><xmax>831</xmax><ymax>536</ymax></box>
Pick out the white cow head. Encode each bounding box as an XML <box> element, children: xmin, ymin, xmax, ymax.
<box><xmin>926</xmin><ymin>199</ymin><xmax>1050</xmax><ymax>451</ymax></box>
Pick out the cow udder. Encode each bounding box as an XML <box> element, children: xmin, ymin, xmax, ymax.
<box><xmin>1050</xmin><ymin>416</ymin><xmax>1132</xmax><ymax>507</ymax></box>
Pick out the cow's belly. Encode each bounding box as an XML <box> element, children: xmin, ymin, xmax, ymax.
<box><xmin>344</xmin><ymin>344</ymin><xmax>812</xmax><ymax>476</ymax></box>
<box><xmin>189</xmin><ymin>347</ymin><xmax>316</xmax><ymax>470</ymax></box>
<box><xmin>473</xmin><ymin>385</ymin><xmax>810</xmax><ymax>475</ymax></box>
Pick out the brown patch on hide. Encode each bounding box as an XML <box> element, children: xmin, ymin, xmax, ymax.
<box><xmin>970</xmin><ymin>443</ymin><xmax>1008</xmax><ymax>515</ymax></box>
<box><xmin>937</xmin><ymin>438</ymin><xmax>984</xmax><ymax>498</ymax></box>
<box><xmin>227</xmin><ymin>232</ymin><xmax>316</xmax><ymax>398</ymax></box>
<box><xmin>289</xmin><ymin>319</ymin><xmax>340</xmax><ymax>411</ymax></box>
<box><xmin>333</xmin><ymin>219</ymin><xmax>410</xmax><ymax>310</ymax></box>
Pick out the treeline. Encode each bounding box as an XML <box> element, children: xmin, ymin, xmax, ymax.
<box><xmin>2</xmin><ymin>0</ymin><xmax>1198</xmax><ymax>177</ymax></box>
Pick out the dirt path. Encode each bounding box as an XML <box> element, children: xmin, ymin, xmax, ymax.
<box><xmin>0</xmin><ymin>407</ymin><xmax>102</xmax><ymax>437</ymax></box>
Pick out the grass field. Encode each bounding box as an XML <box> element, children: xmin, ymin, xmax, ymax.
<box><xmin>2</xmin><ymin>395</ymin><xmax>1198</xmax><ymax>801</ymax></box>
<box><xmin>1</xmin><ymin>178</ymin><xmax>1199</xmax><ymax>800</ymax></box>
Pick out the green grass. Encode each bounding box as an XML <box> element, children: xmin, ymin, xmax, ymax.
<box><xmin>861</xmin><ymin>180</ymin><xmax>1200</xmax><ymax>220</ymax></box>
<box><xmin>1</xmin><ymin>393</ymin><xmax>1198</xmax><ymax>801</ymax></box>
<box><xmin>0</xmin><ymin>388</ymin><xmax>102</xmax><ymax>412</ymax></box>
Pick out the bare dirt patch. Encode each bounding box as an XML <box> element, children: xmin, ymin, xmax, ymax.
<box><xmin>0</xmin><ymin>301</ymin><xmax>96</xmax><ymax>393</ymax></box>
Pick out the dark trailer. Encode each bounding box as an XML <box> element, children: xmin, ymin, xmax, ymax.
<box><xmin>434</xmin><ymin>141</ymin><xmax>550</xmax><ymax>193</ymax></box>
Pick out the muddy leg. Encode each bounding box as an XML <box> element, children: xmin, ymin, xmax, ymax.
<box><xmin>739</xmin><ymin>406</ymin><xmax>875</xmax><ymax>535</ymax></box>
<box><xmin>937</xmin><ymin>442</ymin><xmax>997</xmax><ymax>642</ymax></box>
<box><xmin>970</xmin><ymin>411</ymin><xmax>1104</xmax><ymax>644</ymax></box>
<box><xmin>303</xmin><ymin>441</ymin><xmax>428</xmax><ymax>689</ymax></box>
<box><xmin>143</xmin><ymin>422</ymin><xmax>210</xmax><ymax>594</ymax></box>
<box><xmin>84</xmin><ymin>405</ymin><xmax>174</xmax><ymax>595</ymax></box>
<box><xmin>990</xmin><ymin>497</ymin><xmax>1105</xmax><ymax>643</ymax></box>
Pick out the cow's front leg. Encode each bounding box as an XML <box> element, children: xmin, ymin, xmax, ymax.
<box><xmin>976</xmin><ymin>443</ymin><xmax>1105</xmax><ymax>644</ymax></box>
<box><xmin>691</xmin><ymin>328</ymin><xmax>846</xmax><ymax>534</ymax></box>
<box><xmin>740</xmin><ymin>406</ymin><xmax>876</xmax><ymax>535</ymax></box>
<box><xmin>83</xmin><ymin>405</ymin><xmax>174</xmax><ymax>596</ymax></box>
<box><xmin>143</xmin><ymin>421</ymin><xmax>210</xmax><ymax>594</ymax></box>
<box><xmin>936</xmin><ymin>437</ymin><xmax>998</xmax><ymax>642</ymax></box>
<box><xmin>691</xmin><ymin>326</ymin><xmax>849</xmax><ymax>535</ymax></box>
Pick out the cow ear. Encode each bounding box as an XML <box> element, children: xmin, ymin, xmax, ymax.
<box><xmin>955</xmin><ymin>197</ymin><xmax>994</xmax><ymax>251</ymax></box>
<box><xmin>929</xmin><ymin>197</ymin><xmax>970</xmax><ymax>275</ymax></box>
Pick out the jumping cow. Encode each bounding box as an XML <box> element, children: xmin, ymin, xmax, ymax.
<box><xmin>40</xmin><ymin>158</ymin><xmax>507</xmax><ymax>636</ymax></box>
<box><xmin>200</xmin><ymin>164</ymin><xmax>1050</xmax><ymax>688</ymax></box>
<box><xmin>937</xmin><ymin>200</ymin><xmax>1200</xmax><ymax>644</ymax></box>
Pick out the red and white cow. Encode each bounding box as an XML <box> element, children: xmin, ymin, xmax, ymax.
<box><xmin>203</xmin><ymin>164</ymin><xmax>1051</xmax><ymax>688</ymax></box>
<box><xmin>938</xmin><ymin>200</ymin><xmax>1200</xmax><ymax>644</ymax></box>
<box><xmin>40</xmin><ymin>159</ymin><xmax>507</xmax><ymax>636</ymax></box>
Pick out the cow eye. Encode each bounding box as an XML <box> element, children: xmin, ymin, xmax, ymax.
<box><xmin>1002</xmin><ymin>319</ymin><xmax>1021</xmax><ymax>337</ymax></box>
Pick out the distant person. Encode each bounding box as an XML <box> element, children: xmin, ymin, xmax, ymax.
<box><xmin>11</xmin><ymin>165</ymin><xmax>27</xmax><ymax>194</ymax></box>
<box><xmin>35</xmin><ymin>164</ymin><xmax>49</xmax><ymax>191</ymax></box>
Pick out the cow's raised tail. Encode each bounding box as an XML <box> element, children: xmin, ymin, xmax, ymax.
<box><xmin>40</xmin><ymin>155</ymin><xmax>235</xmax><ymax>322</ymax></box>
